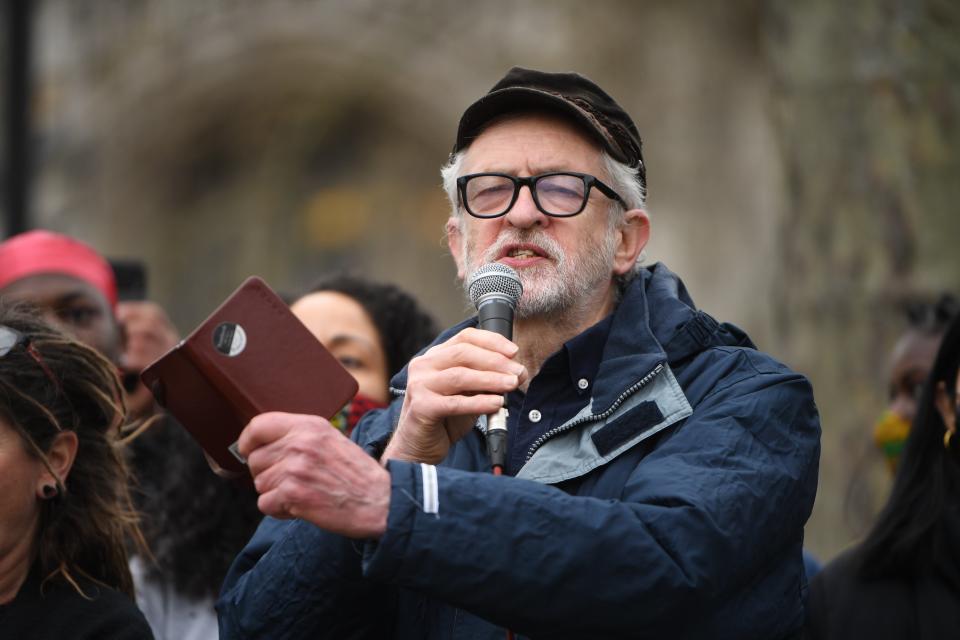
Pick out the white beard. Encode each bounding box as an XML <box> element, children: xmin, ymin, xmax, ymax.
<box><xmin>462</xmin><ymin>226</ymin><xmax>618</xmax><ymax>320</ymax></box>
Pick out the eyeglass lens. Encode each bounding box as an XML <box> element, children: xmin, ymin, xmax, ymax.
<box><xmin>465</xmin><ymin>174</ymin><xmax>587</xmax><ymax>216</ymax></box>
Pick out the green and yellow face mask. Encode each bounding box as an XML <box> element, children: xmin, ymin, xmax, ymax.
<box><xmin>873</xmin><ymin>410</ymin><xmax>911</xmax><ymax>474</ymax></box>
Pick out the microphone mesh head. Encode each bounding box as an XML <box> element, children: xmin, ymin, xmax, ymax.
<box><xmin>467</xmin><ymin>263</ymin><xmax>523</xmax><ymax>310</ymax></box>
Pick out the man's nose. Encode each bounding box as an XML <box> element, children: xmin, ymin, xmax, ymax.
<box><xmin>504</xmin><ymin>185</ymin><xmax>549</xmax><ymax>229</ymax></box>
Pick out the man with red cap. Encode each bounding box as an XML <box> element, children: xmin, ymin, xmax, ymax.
<box><xmin>0</xmin><ymin>230</ymin><xmax>124</xmax><ymax>363</ymax></box>
<box><xmin>0</xmin><ymin>229</ymin><xmax>179</xmax><ymax>419</ymax></box>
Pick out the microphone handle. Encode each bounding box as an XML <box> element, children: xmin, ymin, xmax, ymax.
<box><xmin>477</xmin><ymin>300</ymin><xmax>513</xmax><ymax>340</ymax></box>
<box><xmin>477</xmin><ymin>298</ymin><xmax>514</xmax><ymax>471</ymax></box>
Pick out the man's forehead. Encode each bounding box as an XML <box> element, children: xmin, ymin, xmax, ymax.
<box><xmin>461</xmin><ymin>112</ymin><xmax>604</xmax><ymax>174</ymax></box>
<box><xmin>0</xmin><ymin>272</ymin><xmax>112</xmax><ymax>309</ymax></box>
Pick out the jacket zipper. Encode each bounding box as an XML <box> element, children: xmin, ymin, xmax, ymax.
<box><xmin>524</xmin><ymin>362</ymin><xmax>665</xmax><ymax>462</ymax></box>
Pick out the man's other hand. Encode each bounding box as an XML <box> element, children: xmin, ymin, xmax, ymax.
<box><xmin>238</xmin><ymin>412</ymin><xmax>391</xmax><ymax>539</ymax></box>
<box><xmin>382</xmin><ymin>327</ymin><xmax>527</xmax><ymax>465</ymax></box>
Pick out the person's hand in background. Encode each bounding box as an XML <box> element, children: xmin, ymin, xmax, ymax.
<box><xmin>118</xmin><ymin>301</ymin><xmax>179</xmax><ymax>420</ymax></box>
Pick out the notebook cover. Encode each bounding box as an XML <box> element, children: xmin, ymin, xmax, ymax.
<box><xmin>141</xmin><ymin>276</ymin><xmax>359</xmax><ymax>474</ymax></box>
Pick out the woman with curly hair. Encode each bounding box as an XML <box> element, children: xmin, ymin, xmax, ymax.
<box><xmin>0</xmin><ymin>307</ymin><xmax>153</xmax><ymax>639</ymax></box>
<box><xmin>290</xmin><ymin>274</ymin><xmax>440</xmax><ymax>434</ymax></box>
<box><xmin>806</xmin><ymin>310</ymin><xmax>960</xmax><ymax>638</ymax></box>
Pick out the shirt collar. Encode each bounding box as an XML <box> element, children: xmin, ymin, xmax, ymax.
<box><xmin>552</xmin><ymin>313</ymin><xmax>614</xmax><ymax>396</ymax></box>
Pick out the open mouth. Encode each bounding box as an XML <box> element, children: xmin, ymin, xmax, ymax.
<box><xmin>499</xmin><ymin>244</ymin><xmax>547</xmax><ymax>261</ymax></box>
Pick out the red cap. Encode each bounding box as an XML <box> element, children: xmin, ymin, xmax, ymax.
<box><xmin>0</xmin><ymin>230</ymin><xmax>118</xmax><ymax>308</ymax></box>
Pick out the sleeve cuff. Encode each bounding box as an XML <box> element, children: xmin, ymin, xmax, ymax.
<box><xmin>362</xmin><ymin>458</ymin><xmax>433</xmax><ymax>581</ymax></box>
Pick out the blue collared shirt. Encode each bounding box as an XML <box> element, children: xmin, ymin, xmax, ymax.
<box><xmin>504</xmin><ymin>314</ymin><xmax>614</xmax><ymax>476</ymax></box>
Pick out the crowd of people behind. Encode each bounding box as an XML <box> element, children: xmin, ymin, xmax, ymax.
<box><xmin>0</xmin><ymin>230</ymin><xmax>440</xmax><ymax>639</ymax></box>
<box><xmin>0</xmin><ymin>66</ymin><xmax>956</xmax><ymax>640</ymax></box>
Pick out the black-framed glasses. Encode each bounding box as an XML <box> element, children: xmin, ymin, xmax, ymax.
<box><xmin>0</xmin><ymin>325</ymin><xmax>63</xmax><ymax>397</ymax></box>
<box><xmin>457</xmin><ymin>172</ymin><xmax>625</xmax><ymax>218</ymax></box>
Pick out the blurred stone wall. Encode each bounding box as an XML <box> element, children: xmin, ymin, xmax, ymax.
<box><xmin>25</xmin><ymin>0</ymin><xmax>782</xmax><ymax>335</ymax></box>
<box><xmin>764</xmin><ymin>0</ymin><xmax>960</xmax><ymax>556</ymax></box>
<box><xmin>10</xmin><ymin>0</ymin><xmax>959</xmax><ymax>561</ymax></box>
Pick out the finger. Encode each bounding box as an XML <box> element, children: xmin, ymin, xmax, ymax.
<box><xmin>440</xmin><ymin>393</ymin><xmax>506</xmax><ymax>417</ymax></box>
<box><xmin>421</xmin><ymin>366</ymin><xmax>520</xmax><ymax>397</ymax></box>
<box><xmin>420</xmin><ymin>342</ymin><xmax>526</xmax><ymax>378</ymax></box>
<box><xmin>248</xmin><ymin>430</ymin><xmax>325</xmax><ymax>487</ymax></box>
<box><xmin>250</xmin><ymin>452</ymin><xmax>291</xmax><ymax>494</ymax></box>
<box><xmin>256</xmin><ymin>487</ymin><xmax>295</xmax><ymax>519</ymax></box>
<box><xmin>406</xmin><ymin>392</ymin><xmax>504</xmax><ymax>420</ymax></box>
<box><xmin>247</xmin><ymin>417</ymin><xmax>340</xmax><ymax>479</ymax></box>
<box><xmin>448</xmin><ymin>327</ymin><xmax>519</xmax><ymax>357</ymax></box>
<box><xmin>245</xmin><ymin>440</ymin><xmax>291</xmax><ymax>480</ymax></box>
<box><xmin>237</xmin><ymin>412</ymin><xmax>304</xmax><ymax>458</ymax></box>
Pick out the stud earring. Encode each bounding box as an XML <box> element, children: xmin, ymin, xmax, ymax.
<box><xmin>42</xmin><ymin>484</ymin><xmax>58</xmax><ymax>498</ymax></box>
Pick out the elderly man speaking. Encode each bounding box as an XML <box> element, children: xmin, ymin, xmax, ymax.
<box><xmin>218</xmin><ymin>68</ymin><xmax>821</xmax><ymax>640</ymax></box>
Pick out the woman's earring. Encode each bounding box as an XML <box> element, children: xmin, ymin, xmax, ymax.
<box><xmin>945</xmin><ymin>430</ymin><xmax>954</xmax><ymax>450</ymax></box>
<box><xmin>41</xmin><ymin>484</ymin><xmax>58</xmax><ymax>498</ymax></box>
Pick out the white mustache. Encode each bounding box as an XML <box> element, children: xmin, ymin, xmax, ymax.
<box><xmin>481</xmin><ymin>231</ymin><xmax>564</xmax><ymax>264</ymax></box>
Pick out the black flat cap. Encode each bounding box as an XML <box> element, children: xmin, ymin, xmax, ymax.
<box><xmin>454</xmin><ymin>67</ymin><xmax>645</xmax><ymax>186</ymax></box>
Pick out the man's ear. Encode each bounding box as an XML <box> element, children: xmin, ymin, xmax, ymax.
<box><xmin>35</xmin><ymin>430</ymin><xmax>78</xmax><ymax>499</ymax></box>
<box><xmin>446</xmin><ymin>217</ymin><xmax>467</xmax><ymax>280</ymax></box>
<box><xmin>612</xmin><ymin>209</ymin><xmax>650</xmax><ymax>277</ymax></box>
<box><xmin>934</xmin><ymin>381</ymin><xmax>957</xmax><ymax>439</ymax></box>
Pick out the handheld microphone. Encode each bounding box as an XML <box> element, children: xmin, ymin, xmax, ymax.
<box><xmin>467</xmin><ymin>263</ymin><xmax>523</xmax><ymax>474</ymax></box>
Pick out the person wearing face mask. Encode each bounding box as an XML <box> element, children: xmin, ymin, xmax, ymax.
<box><xmin>873</xmin><ymin>295</ymin><xmax>958</xmax><ymax>474</ymax></box>
<box><xmin>289</xmin><ymin>275</ymin><xmax>439</xmax><ymax>435</ymax></box>
<box><xmin>806</xmin><ymin>309</ymin><xmax>960</xmax><ymax>638</ymax></box>
<box><xmin>843</xmin><ymin>295</ymin><xmax>960</xmax><ymax>541</ymax></box>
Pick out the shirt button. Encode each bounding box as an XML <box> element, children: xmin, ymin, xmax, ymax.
<box><xmin>577</xmin><ymin>378</ymin><xmax>589</xmax><ymax>390</ymax></box>
<box><xmin>528</xmin><ymin>409</ymin><xmax>542</xmax><ymax>423</ymax></box>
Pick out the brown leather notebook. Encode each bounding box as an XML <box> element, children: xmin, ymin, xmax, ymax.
<box><xmin>141</xmin><ymin>276</ymin><xmax>359</xmax><ymax>475</ymax></box>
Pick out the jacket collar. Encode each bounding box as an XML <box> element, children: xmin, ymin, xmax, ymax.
<box><xmin>389</xmin><ymin>262</ymin><xmax>751</xmax><ymax>400</ymax></box>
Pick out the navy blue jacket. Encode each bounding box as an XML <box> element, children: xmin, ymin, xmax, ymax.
<box><xmin>217</xmin><ymin>264</ymin><xmax>821</xmax><ymax>639</ymax></box>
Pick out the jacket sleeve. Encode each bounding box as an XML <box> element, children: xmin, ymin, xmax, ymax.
<box><xmin>361</xmin><ymin>363</ymin><xmax>821</xmax><ymax>638</ymax></box>
<box><xmin>216</xmin><ymin>516</ymin><xmax>396</xmax><ymax>640</ymax></box>
<box><xmin>216</xmin><ymin>408</ymin><xmax>401</xmax><ymax>640</ymax></box>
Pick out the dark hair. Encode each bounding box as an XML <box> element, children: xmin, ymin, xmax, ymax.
<box><xmin>301</xmin><ymin>275</ymin><xmax>439</xmax><ymax>379</ymax></box>
<box><xmin>903</xmin><ymin>293</ymin><xmax>959</xmax><ymax>336</ymax></box>
<box><xmin>0</xmin><ymin>305</ymin><xmax>144</xmax><ymax>597</ymax></box>
<box><xmin>859</xmin><ymin>311</ymin><xmax>960</xmax><ymax>579</ymax></box>
<box><xmin>130</xmin><ymin>419</ymin><xmax>262</xmax><ymax>599</ymax></box>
